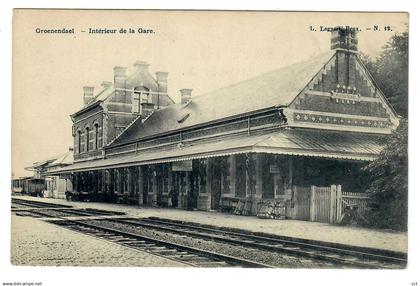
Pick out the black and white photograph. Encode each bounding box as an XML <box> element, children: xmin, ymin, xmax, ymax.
<box><xmin>2</xmin><ymin>6</ymin><xmax>417</xmax><ymax>286</ymax></box>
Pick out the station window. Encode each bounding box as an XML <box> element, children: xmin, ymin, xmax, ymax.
<box><xmin>94</xmin><ymin>123</ymin><xmax>100</xmax><ymax>149</ymax></box>
<box><xmin>86</xmin><ymin>127</ymin><xmax>90</xmax><ymax>152</ymax></box>
<box><xmin>77</xmin><ymin>130</ymin><xmax>82</xmax><ymax>154</ymax></box>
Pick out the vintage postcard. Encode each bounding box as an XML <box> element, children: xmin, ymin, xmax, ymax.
<box><xmin>10</xmin><ymin>9</ymin><xmax>408</xmax><ymax>274</ymax></box>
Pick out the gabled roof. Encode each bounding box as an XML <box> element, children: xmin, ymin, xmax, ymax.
<box><xmin>71</xmin><ymin>85</ymin><xmax>114</xmax><ymax>117</ymax></box>
<box><xmin>112</xmin><ymin>51</ymin><xmax>335</xmax><ymax>146</ymax></box>
<box><xmin>28</xmin><ymin>155</ymin><xmax>59</xmax><ymax>169</ymax></box>
<box><xmin>48</xmin><ymin>151</ymin><xmax>74</xmax><ymax>167</ymax></box>
<box><xmin>27</xmin><ymin>151</ymin><xmax>74</xmax><ymax>171</ymax></box>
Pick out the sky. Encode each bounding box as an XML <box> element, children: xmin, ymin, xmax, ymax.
<box><xmin>12</xmin><ymin>10</ymin><xmax>408</xmax><ymax>177</ymax></box>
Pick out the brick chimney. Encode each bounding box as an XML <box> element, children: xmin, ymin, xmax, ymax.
<box><xmin>83</xmin><ymin>86</ymin><xmax>95</xmax><ymax>106</ymax></box>
<box><xmin>141</xmin><ymin>102</ymin><xmax>155</xmax><ymax>118</ymax></box>
<box><xmin>113</xmin><ymin>66</ymin><xmax>127</xmax><ymax>90</ymax></box>
<box><xmin>331</xmin><ymin>26</ymin><xmax>358</xmax><ymax>91</ymax></box>
<box><xmin>156</xmin><ymin>71</ymin><xmax>169</xmax><ymax>94</ymax></box>
<box><xmin>133</xmin><ymin>61</ymin><xmax>150</xmax><ymax>72</ymax></box>
<box><xmin>180</xmin><ymin>88</ymin><xmax>192</xmax><ymax>104</ymax></box>
<box><xmin>330</xmin><ymin>26</ymin><xmax>358</xmax><ymax>52</ymax></box>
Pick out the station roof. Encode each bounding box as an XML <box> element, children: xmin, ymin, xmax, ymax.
<box><xmin>48</xmin><ymin>128</ymin><xmax>385</xmax><ymax>174</ymax></box>
<box><xmin>48</xmin><ymin>151</ymin><xmax>74</xmax><ymax>167</ymax></box>
<box><xmin>112</xmin><ymin>51</ymin><xmax>335</xmax><ymax>146</ymax></box>
<box><xmin>27</xmin><ymin>151</ymin><xmax>73</xmax><ymax>171</ymax></box>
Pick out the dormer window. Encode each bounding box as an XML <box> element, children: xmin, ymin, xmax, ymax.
<box><xmin>133</xmin><ymin>86</ymin><xmax>150</xmax><ymax>113</ymax></box>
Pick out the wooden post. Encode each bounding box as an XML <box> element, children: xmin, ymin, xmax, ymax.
<box><xmin>185</xmin><ymin>170</ymin><xmax>191</xmax><ymax>208</ymax></box>
<box><xmin>203</xmin><ymin>158</ymin><xmax>212</xmax><ymax>210</ymax></box>
<box><xmin>292</xmin><ymin>185</ymin><xmax>297</xmax><ymax>219</ymax></box>
<box><xmin>112</xmin><ymin>169</ymin><xmax>117</xmax><ymax>195</ymax></box>
<box><xmin>167</xmin><ymin>164</ymin><xmax>173</xmax><ymax>207</ymax></box>
<box><xmin>205</xmin><ymin>159</ymin><xmax>211</xmax><ymax>194</ymax></box>
<box><xmin>245</xmin><ymin>158</ymin><xmax>249</xmax><ymax>198</ymax></box>
<box><xmin>116</xmin><ymin>169</ymin><xmax>121</xmax><ymax>195</ymax></box>
<box><xmin>109</xmin><ymin>169</ymin><xmax>113</xmax><ymax>196</ymax></box>
<box><xmin>330</xmin><ymin>185</ymin><xmax>337</xmax><ymax>224</ymax></box>
<box><xmin>228</xmin><ymin>155</ymin><xmax>236</xmax><ymax>197</ymax></box>
<box><xmin>288</xmin><ymin>157</ymin><xmax>293</xmax><ymax>189</ymax></box>
<box><xmin>310</xmin><ymin>185</ymin><xmax>316</xmax><ymax>222</ymax></box>
<box><xmin>121</xmin><ymin>168</ymin><xmax>125</xmax><ymax>194</ymax></box>
<box><xmin>138</xmin><ymin>166</ymin><xmax>143</xmax><ymax>206</ymax></box>
<box><xmin>127</xmin><ymin>168</ymin><xmax>132</xmax><ymax>196</ymax></box>
<box><xmin>101</xmin><ymin>170</ymin><xmax>105</xmax><ymax>194</ymax></box>
<box><xmin>113</xmin><ymin>169</ymin><xmax>118</xmax><ymax>195</ymax></box>
<box><xmin>152</xmin><ymin>166</ymin><xmax>158</xmax><ymax>206</ymax></box>
<box><xmin>252</xmin><ymin>154</ymin><xmax>263</xmax><ymax>215</ymax></box>
<box><xmin>336</xmin><ymin>184</ymin><xmax>343</xmax><ymax>223</ymax></box>
<box><xmin>255</xmin><ymin>154</ymin><xmax>263</xmax><ymax>199</ymax></box>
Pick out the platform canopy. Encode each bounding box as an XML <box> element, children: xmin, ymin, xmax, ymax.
<box><xmin>48</xmin><ymin>128</ymin><xmax>385</xmax><ymax>175</ymax></box>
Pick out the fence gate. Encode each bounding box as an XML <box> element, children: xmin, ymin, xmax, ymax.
<box><xmin>310</xmin><ymin>186</ymin><xmax>335</xmax><ymax>223</ymax></box>
<box><xmin>289</xmin><ymin>185</ymin><xmax>370</xmax><ymax>224</ymax></box>
<box><xmin>336</xmin><ymin>191</ymin><xmax>370</xmax><ymax>224</ymax></box>
<box><xmin>292</xmin><ymin>186</ymin><xmax>311</xmax><ymax>221</ymax></box>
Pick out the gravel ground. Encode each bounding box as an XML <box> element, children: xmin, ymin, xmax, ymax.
<box><xmin>11</xmin><ymin>214</ymin><xmax>186</xmax><ymax>267</ymax></box>
<box><xmin>17</xmin><ymin>209</ymin><xmax>89</xmax><ymax>217</ymax></box>
<box><xmin>12</xmin><ymin>207</ymin><xmax>120</xmax><ymax>218</ymax></box>
<box><xmin>84</xmin><ymin>219</ymin><xmax>334</xmax><ymax>268</ymax></box>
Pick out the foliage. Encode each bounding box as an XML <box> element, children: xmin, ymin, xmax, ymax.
<box><xmin>363</xmin><ymin>119</ymin><xmax>408</xmax><ymax>231</ymax></box>
<box><xmin>360</xmin><ymin>31</ymin><xmax>408</xmax><ymax>117</ymax></box>
<box><xmin>359</xmin><ymin>30</ymin><xmax>409</xmax><ymax>231</ymax></box>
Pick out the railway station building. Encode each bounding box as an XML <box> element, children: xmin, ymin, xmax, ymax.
<box><xmin>48</xmin><ymin>27</ymin><xmax>399</xmax><ymax>218</ymax></box>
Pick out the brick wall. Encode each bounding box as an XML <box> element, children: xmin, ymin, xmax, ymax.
<box><xmin>72</xmin><ymin>62</ymin><xmax>174</xmax><ymax>161</ymax></box>
<box><xmin>73</xmin><ymin>106</ymin><xmax>104</xmax><ymax>161</ymax></box>
<box><xmin>294</xmin><ymin>52</ymin><xmax>390</xmax><ymax>119</ymax></box>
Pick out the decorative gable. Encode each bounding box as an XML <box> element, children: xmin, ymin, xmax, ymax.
<box><xmin>286</xmin><ymin>50</ymin><xmax>399</xmax><ymax>134</ymax></box>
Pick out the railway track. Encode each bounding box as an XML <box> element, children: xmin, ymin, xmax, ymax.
<box><xmin>11</xmin><ymin>198</ymin><xmax>407</xmax><ymax>268</ymax></box>
<box><xmin>108</xmin><ymin>217</ymin><xmax>406</xmax><ymax>269</ymax></box>
<box><xmin>12</xmin><ymin>198</ymin><xmax>125</xmax><ymax>218</ymax></box>
<box><xmin>49</xmin><ymin>219</ymin><xmax>271</xmax><ymax>268</ymax></box>
<box><xmin>12</xmin><ymin>198</ymin><xmax>72</xmax><ymax>209</ymax></box>
<box><xmin>11</xmin><ymin>198</ymin><xmax>271</xmax><ymax>268</ymax></box>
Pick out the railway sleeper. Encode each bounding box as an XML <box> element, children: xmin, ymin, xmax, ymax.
<box><xmin>151</xmin><ymin>249</ymin><xmax>179</xmax><ymax>255</ymax></box>
<box><xmin>146</xmin><ymin>246</ymin><xmax>168</xmax><ymax>251</ymax></box>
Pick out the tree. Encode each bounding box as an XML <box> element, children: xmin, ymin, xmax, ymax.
<box><xmin>361</xmin><ymin>31</ymin><xmax>408</xmax><ymax>117</ymax></box>
<box><xmin>363</xmin><ymin>119</ymin><xmax>408</xmax><ymax>231</ymax></box>
<box><xmin>360</xmin><ymin>30</ymin><xmax>408</xmax><ymax>231</ymax></box>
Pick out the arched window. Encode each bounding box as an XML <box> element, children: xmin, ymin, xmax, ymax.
<box><xmin>77</xmin><ymin>130</ymin><xmax>82</xmax><ymax>154</ymax></box>
<box><xmin>94</xmin><ymin>123</ymin><xmax>99</xmax><ymax>149</ymax></box>
<box><xmin>86</xmin><ymin>127</ymin><xmax>90</xmax><ymax>152</ymax></box>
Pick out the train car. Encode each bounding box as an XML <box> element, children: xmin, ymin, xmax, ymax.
<box><xmin>22</xmin><ymin>178</ymin><xmax>46</xmax><ymax>197</ymax></box>
<box><xmin>11</xmin><ymin>178</ymin><xmax>24</xmax><ymax>195</ymax></box>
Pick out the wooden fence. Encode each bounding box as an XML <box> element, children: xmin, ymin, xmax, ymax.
<box><xmin>338</xmin><ymin>191</ymin><xmax>370</xmax><ymax>224</ymax></box>
<box><xmin>292</xmin><ymin>186</ymin><xmax>311</xmax><ymax>221</ymax></box>
<box><xmin>287</xmin><ymin>185</ymin><xmax>370</xmax><ymax>224</ymax></box>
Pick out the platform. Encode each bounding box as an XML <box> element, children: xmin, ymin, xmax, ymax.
<box><xmin>12</xmin><ymin>195</ymin><xmax>408</xmax><ymax>254</ymax></box>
